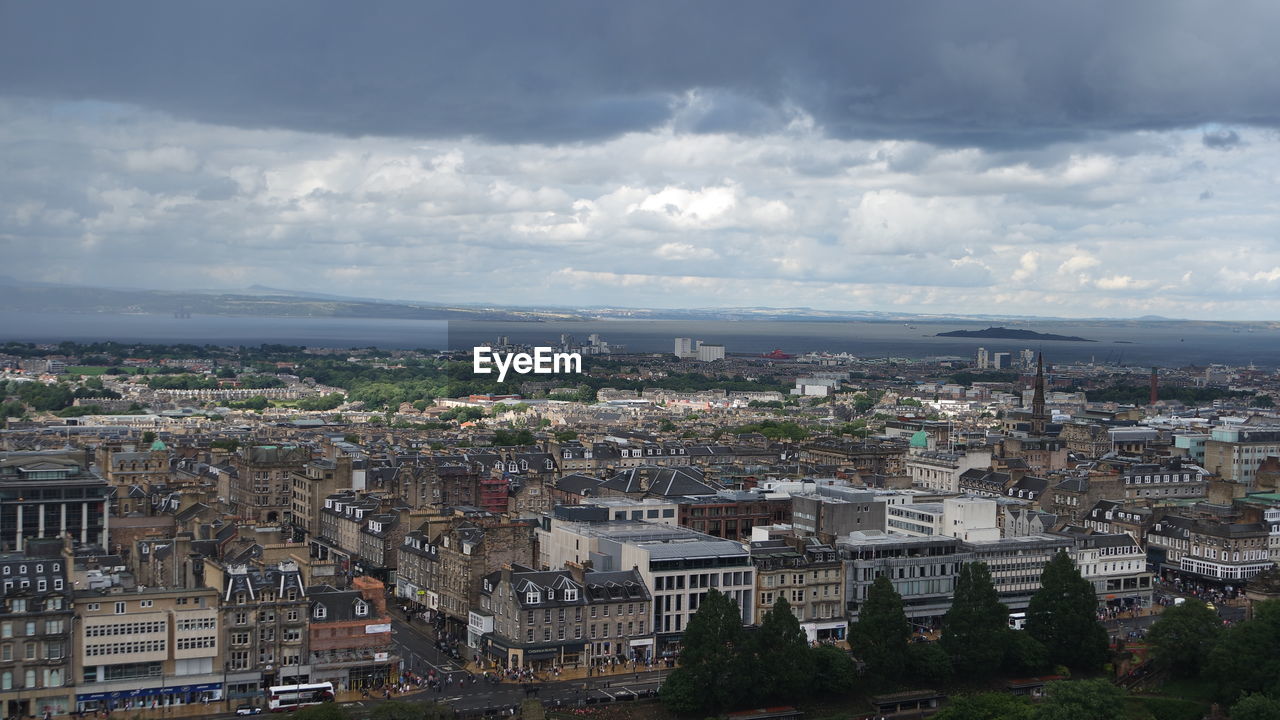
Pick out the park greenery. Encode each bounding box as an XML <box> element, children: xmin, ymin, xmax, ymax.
<box><xmin>726</xmin><ymin>420</ymin><xmax>810</xmax><ymax>441</ymax></box>
<box><xmin>661</xmin><ymin>592</ymin><xmax>855</xmax><ymax>714</ymax></box>
<box><xmin>1025</xmin><ymin>552</ymin><xmax>1110</xmax><ymax>673</ymax></box>
<box><xmin>664</xmin><ymin>558</ymin><xmax>1151</xmax><ymax>718</ymax></box>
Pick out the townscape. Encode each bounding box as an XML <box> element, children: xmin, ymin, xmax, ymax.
<box><xmin>2</xmin><ymin>338</ymin><xmax>1279</xmax><ymax>719</ymax></box>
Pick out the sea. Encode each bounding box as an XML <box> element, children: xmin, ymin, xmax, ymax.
<box><xmin>0</xmin><ymin>311</ymin><xmax>1277</xmax><ymax>368</ymax></box>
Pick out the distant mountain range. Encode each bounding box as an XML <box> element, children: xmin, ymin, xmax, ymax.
<box><xmin>0</xmin><ymin>276</ymin><xmax>1272</xmax><ymax>327</ymax></box>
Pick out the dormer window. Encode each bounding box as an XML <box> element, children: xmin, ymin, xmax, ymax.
<box><xmin>313</xmin><ymin>605</ymin><xmax>327</xmax><ymax>620</ymax></box>
<box><xmin>564</xmin><ymin>589</ymin><xmax>578</xmax><ymax>601</ymax></box>
<box><xmin>354</xmin><ymin>601</ymin><xmax>369</xmax><ymax>617</ymax></box>
<box><xmin>526</xmin><ymin>590</ymin><xmax>541</xmax><ymax>604</ymax></box>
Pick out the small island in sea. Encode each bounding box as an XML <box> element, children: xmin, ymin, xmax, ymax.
<box><xmin>935</xmin><ymin>326</ymin><xmax>1096</xmax><ymax>342</ymax></box>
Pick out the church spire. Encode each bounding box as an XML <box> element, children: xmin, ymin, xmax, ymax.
<box><xmin>1031</xmin><ymin>352</ymin><xmax>1047</xmax><ymax>436</ymax></box>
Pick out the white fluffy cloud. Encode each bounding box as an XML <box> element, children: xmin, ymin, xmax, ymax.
<box><xmin>2</xmin><ymin>99</ymin><xmax>1280</xmax><ymax>319</ymax></box>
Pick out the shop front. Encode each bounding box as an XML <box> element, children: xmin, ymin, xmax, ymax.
<box><xmin>802</xmin><ymin>620</ymin><xmax>847</xmax><ymax>644</ymax></box>
<box><xmin>5</xmin><ymin>691</ymin><xmax>73</xmax><ymax>719</ymax></box>
<box><xmin>76</xmin><ymin>682</ymin><xmax>223</xmax><ymax>713</ymax></box>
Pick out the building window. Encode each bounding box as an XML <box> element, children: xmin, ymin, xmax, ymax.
<box><xmin>114</xmin><ymin>602</ymin><xmax>126</xmax><ymax>614</ymax></box>
<box><xmin>313</xmin><ymin>605</ymin><xmax>327</xmax><ymax>620</ymax></box>
<box><xmin>354</xmin><ymin>601</ymin><xmax>368</xmax><ymax>617</ymax></box>
<box><xmin>140</xmin><ymin>600</ymin><xmax>153</xmax><ymax>608</ymax></box>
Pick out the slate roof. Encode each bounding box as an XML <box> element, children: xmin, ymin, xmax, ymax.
<box><xmin>599</xmin><ymin>465</ymin><xmax>719</xmax><ymax>497</ymax></box>
<box><xmin>555</xmin><ymin>473</ymin><xmax>604</xmax><ymax>496</ymax></box>
<box><xmin>308</xmin><ymin>585</ymin><xmax>373</xmax><ymax>622</ymax></box>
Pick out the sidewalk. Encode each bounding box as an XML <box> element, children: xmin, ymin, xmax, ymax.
<box><xmin>389</xmin><ymin>601</ymin><xmax>670</xmax><ymax>687</ymax></box>
<box><xmin>456</xmin><ymin>657</ymin><xmax>668</xmax><ymax>685</ymax></box>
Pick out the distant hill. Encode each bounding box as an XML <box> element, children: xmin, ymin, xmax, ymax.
<box><xmin>934</xmin><ymin>326</ymin><xmax>1097</xmax><ymax>342</ymax></box>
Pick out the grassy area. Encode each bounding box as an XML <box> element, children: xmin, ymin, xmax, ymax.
<box><xmin>1120</xmin><ymin>676</ymin><xmax>1216</xmax><ymax>720</ymax></box>
<box><xmin>1125</xmin><ymin>696</ymin><xmax>1206</xmax><ymax>720</ymax></box>
<box><xmin>67</xmin><ymin>366</ymin><xmax>137</xmax><ymax>375</ymax></box>
<box><xmin>1152</xmin><ymin>677</ymin><xmax>1216</xmax><ymax>704</ymax></box>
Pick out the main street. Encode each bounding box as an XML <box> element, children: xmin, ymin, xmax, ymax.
<box><xmin>390</xmin><ymin>616</ymin><xmax>671</xmax><ymax>714</ymax></box>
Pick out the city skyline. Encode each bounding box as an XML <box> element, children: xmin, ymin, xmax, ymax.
<box><xmin>4</xmin><ymin>2</ymin><xmax>1280</xmax><ymax>320</ymax></box>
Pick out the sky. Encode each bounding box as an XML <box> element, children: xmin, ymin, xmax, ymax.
<box><xmin>2</xmin><ymin>2</ymin><xmax>1280</xmax><ymax>320</ymax></box>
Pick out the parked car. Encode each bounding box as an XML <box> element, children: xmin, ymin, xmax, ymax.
<box><xmin>236</xmin><ymin>706</ymin><xmax>262</xmax><ymax>715</ymax></box>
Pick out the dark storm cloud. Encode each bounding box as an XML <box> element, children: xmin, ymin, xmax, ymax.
<box><xmin>1202</xmin><ymin>129</ymin><xmax>1242</xmax><ymax>150</ymax></box>
<box><xmin>2</xmin><ymin>1</ymin><xmax>1279</xmax><ymax>147</ymax></box>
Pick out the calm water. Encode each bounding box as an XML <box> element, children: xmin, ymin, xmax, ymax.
<box><xmin>0</xmin><ymin>311</ymin><xmax>1277</xmax><ymax>367</ymax></box>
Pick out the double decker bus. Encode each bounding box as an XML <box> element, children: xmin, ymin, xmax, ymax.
<box><xmin>266</xmin><ymin>683</ymin><xmax>335</xmax><ymax>712</ymax></box>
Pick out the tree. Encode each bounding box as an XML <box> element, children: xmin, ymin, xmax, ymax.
<box><xmin>1145</xmin><ymin>598</ymin><xmax>1221</xmax><ymax>677</ymax></box>
<box><xmin>141</xmin><ymin>431</ymin><xmax>157</xmax><ymax>446</ymax></box>
<box><xmin>849</xmin><ymin>574</ymin><xmax>910</xmax><ymax>681</ymax></box>
<box><xmin>1026</xmin><ymin>552</ymin><xmax>1108</xmax><ymax>672</ymax></box>
<box><xmin>1035</xmin><ymin>679</ymin><xmax>1126</xmax><ymax>720</ymax></box>
<box><xmin>749</xmin><ymin>598</ymin><xmax>814</xmax><ymax>704</ymax></box>
<box><xmin>661</xmin><ymin>588</ymin><xmax>750</xmax><ymax>714</ymax></box>
<box><xmin>492</xmin><ymin>429</ymin><xmax>535</xmax><ymax>446</ymax></box>
<box><xmin>907</xmin><ymin>642</ymin><xmax>953</xmax><ymax>685</ymax></box>
<box><xmin>1249</xmin><ymin>395</ymin><xmax>1274</xmax><ymax>408</ymax></box>
<box><xmin>553</xmin><ymin>430</ymin><xmax>578</xmax><ymax>443</ymax></box>
<box><xmin>931</xmin><ymin>692</ymin><xmax>1035</xmax><ymax>720</ymax></box>
<box><xmin>1230</xmin><ymin>693</ymin><xmax>1280</xmax><ymax>720</ymax></box>
<box><xmin>810</xmin><ymin>644</ymin><xmax>857</xmax><ymax>696</ymax></box>
<box><xmin>1004</xmin><ymin>629</ymin><xmax>1049</xmax><ymax>676</ymax></box>
<box><xmin>1207</xmin><ymin>599</ymin><xmax>1280</xmax><ymax>703</ymax></box>
<box><xmin>852</xmin><ymin>393</ymin><xmax>876</xmax><ymax>413</ymax></box>
<box><xmin>942</xmin><ymin>562</ymin><xmax>1010</xmax><ymax>677</ymax></box>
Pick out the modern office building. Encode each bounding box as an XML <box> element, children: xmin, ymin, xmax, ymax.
<box><xmin>0</xmin><ymin>451</ymin><xmax>110</xmax><ymax>552</ymax></box>
<box><xmin>72</xmin><ymin>586</ymin><xmax>222</xmax><ymax>714</ymax></box>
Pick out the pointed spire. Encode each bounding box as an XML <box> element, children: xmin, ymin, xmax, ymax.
<box><xmin>1031</xmin><ymin>354</ymin><xmax>1047</xmax><ymax>436</ymax></box>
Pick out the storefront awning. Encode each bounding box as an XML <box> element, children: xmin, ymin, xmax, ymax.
<box><xmin>78</xmin><ymin>683</ymin><xmax>222</xmax><ymax>702</ymax></box>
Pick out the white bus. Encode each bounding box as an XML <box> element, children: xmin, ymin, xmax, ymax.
<box><xmin>266</xmin><ymin>683</ymin><xmax>335</xmax><ymax>712</ymax></box>
<box><xmin>1008</xmin><ymin>612</ymin><xmax>1027</xmax><ymax>630</ymax></box>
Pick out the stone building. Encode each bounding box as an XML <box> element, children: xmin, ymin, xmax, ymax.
<box><xmin>0</xmin><ymin>540</ymin><xmax>73</xmax><ymax>718</ymax></box>
<box><xmin>230</xmin><ymin>445</ymin><xmax>311</xmax><ymax>525</ymax></box>
<box><xmin>307</xmin><ymin>577</ymin><xmax>397</xmax><ymax>691</ymax></box>
<box><xmin>203</xmin><ymin>559</ymin><xmax>309</xmax><ymax>696</ymax></box>
<box><xmin>476</xmin><ymin>563</ymin><xmax>651</xmax><ymax>671</ymax></box>
<box><xmin>750</xmin><ymin>535</ymin><xmax>845</xmax><ymax>642</ymax></box>
<box><xmin>429</xmin><ymin>515</ymin><xmax>538</xmax><ymax>637</ymax></box>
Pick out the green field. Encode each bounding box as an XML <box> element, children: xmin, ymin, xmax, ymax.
<box><xmin>67</xmin><ymin>366</ymin><xmax>137</xmax><ymax>375</ymax></box>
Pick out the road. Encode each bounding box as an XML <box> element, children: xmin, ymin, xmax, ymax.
<box><xmin>1104</xmin><ymin>594</ymin><xmax>1247</xmax><ymax>642</ymax></box>
<box><xmin>390</xmin><ymin>616</ymin><xmax>671</xmax><ymax>714</ymax></box>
